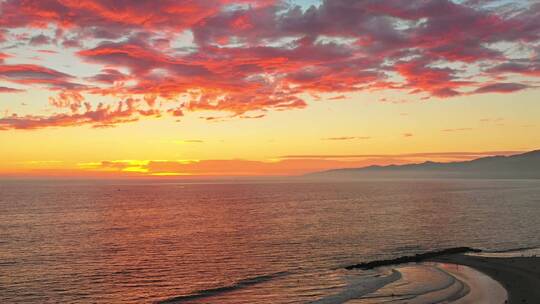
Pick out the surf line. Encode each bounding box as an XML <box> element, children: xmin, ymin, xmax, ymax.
<box><xmin>155</xmin><ymin>271</ymin><xmax>289</xmax><ymax>303</ymax></box>
<box><xmin>344</xmin><ymin>247</ymin><xmax>481</xmax><ymax>270</ymax></box>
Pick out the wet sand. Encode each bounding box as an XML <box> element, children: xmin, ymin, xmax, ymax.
<box><xmin>345</xmin><ymin>262</ymin><xmax>507</xmax><ymax>303</ymax></box>
<box><xmin>431</xmin><ymin>254</ymin><xmax>540</xmax><ymax>304</ymax></box>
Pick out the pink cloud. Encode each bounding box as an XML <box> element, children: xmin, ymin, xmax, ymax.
<box><xmin>0</xmin><ymin>0</ymin><xmax>233</xmax><ymax>35</ymax></box>
<box><xmin>0</xmin><ymin>52</ymin><xmax>10</xmax><ymax>63</ymax></box>
<box><xmin>0</xmin><ymin>86</ymin><xmax>24</xmax><ymax>93</ymax></box>
<box><xmin>0</xmin><ymin>64</ymin><xmax>72</xmax><ymax>85</ymax></box>
<box><xmin>86</xmin><ymin>68</ymin><xmax>130</xmax><ymax>84</ymax></box>
<box><xmin>473</xmin><ymin>83</ymin><xmax>530</xmax><ymax>94</ymax></box>
<box><xmin>29</xmin><ymin>34</ymin><xmax>51</xmax><ymax>46</ymax></box>
<box><xmin>48</xmin><ymin>91</ymin><xmax>85</xmax><ymax>113</ymax></box>
<box><xmin>0</xmin><ymin>98</ymin><xmax>160</xmax><ymax>130</ymax></box>
<box><xmin>0</xmin><ymin>0</ymin><xmax>539</xmax><ymax>129</ymax></box>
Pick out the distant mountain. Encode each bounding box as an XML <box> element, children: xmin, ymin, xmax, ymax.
<box><xmin>306</xmin><ymin>150</ymin><xmax>540</xmax><ymax>179</ymax></box>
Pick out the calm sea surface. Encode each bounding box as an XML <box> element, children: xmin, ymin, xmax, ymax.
<box><xmin>1</xmin><ymin>179</ymin><xmax>539</xmax><ymax>303</ymax></box>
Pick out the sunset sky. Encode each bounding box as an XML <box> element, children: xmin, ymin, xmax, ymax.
<box><xmin>0</xmin><ymin>0</ymin><xmax>539</xmax><ymax>177</ymax></box>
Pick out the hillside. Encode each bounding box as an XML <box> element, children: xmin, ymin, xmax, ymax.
<box><xmin>307</xmin><ymin>150</ymin><xmax>540</xmax><ymax>179</ymax></box>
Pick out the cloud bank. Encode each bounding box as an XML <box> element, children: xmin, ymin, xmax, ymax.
<box><xmin>0</xmin><ymin>0</ymin><xmax>539</xmax><ymax>129</ymax></box>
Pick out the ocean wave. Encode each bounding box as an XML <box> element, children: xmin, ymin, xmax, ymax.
<box><xmin>0</xmin><ymin>260</ymin><xmax>17</xmax><ymax>267</ymax></box>
<box><xmin>154</xmin><ymin>271</ymin><xmax>289</xmax><ymax>303</ymax></box>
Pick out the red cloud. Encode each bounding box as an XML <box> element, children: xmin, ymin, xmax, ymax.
<box><xmin>394</xmin><ymin>59</ymin><xmax>468</xmax><ymax>98</ymax></box>
<box><xmin>29</xmin><ymin>34</ymin><xmax>51</xmax><ymax>46</ymax></box>
<box><xmin>0</xmin><ymin>98</ymin><xmax>160</xmax><ymax>130</ymax></box>
<box><xmin>0</xmin><ymin>52</ymin><xmax>10</xmax><ymax>62</ymax></box>
<box><xmin>48</xmin><ymin>91</ymin><xmax>85</xmax><ymax>113</ymax></box>
<box><xmin>78</xmin><ymin>41</ymin><xmax>180</xmax><ymax>73</ymax></box>
<box><xmin>0</xmin><ymin>0</ymin><xmax>539</xmax><ymax>129</ymax></box>
<box><xmin>473</xmin><ymin>83</ymin><xmax>530</xmax><ymax>94</ymax></box>
<box><xmin>0</xmin><ymin>86</ymin><xmax>24</xmax><ymax>93</ymax></box>
<box><xmin>488</xmin><ymin>61</ymin><xmax>540</xmax><ymax>77</ymax></box>
<box><xmin>0</xmin><ymin>64</ymin><xmax>72</xmax><ymax>85</ymax></box>
<box><xmin>328</xmin><ymin>95</ymin><xmax>346</xmax><ymax>100</ymax></box>
<box><xmin>86</xmin><ymin>68</ymin><xmax>129</xmax><ymax>84</ymax></box>
<box><xmin>0</xmin><ymin>0</ymin><xmax>232</xmax><ymax>35</ymax></box>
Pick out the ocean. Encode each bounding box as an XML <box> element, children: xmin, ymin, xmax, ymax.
<box><xmin>1</xmin><ymin>179</ymin><xmax>539</xmax><ymax>303</ymax></box>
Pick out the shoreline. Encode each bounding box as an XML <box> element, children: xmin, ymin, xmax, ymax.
<box><xmin>430</xmin><ymin>254</ymin><xmax>540</xmax><ymax>304</ymax></box>
<box><xmin>344</xmin><ymin>247</ymin><xmax>540</xmax><ymax>303</ymax></box>
<box><xmin>344</xmin><ymin>247</ymin><xmax>480</xmax><ymax>270</ymax></box>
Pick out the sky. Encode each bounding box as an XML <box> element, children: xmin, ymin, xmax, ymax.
<box><xmin>0</xmin><ymin>0</ymin><xmax>539</xmax><ymax>177</ymax></box>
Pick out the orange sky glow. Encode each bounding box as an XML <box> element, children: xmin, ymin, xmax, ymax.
<box><xmin>1</xmin><ymin>0</ymin><xmax>539</xmax><ymax>177</ymax></box>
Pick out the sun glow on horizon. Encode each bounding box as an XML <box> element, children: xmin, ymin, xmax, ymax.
<box><xmin>0</xmin><ymin>0</ymin><xmax>539</xmax><ymax>177</ymax></box>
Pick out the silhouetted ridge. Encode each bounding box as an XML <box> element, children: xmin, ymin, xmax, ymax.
<box><xmin>345</xmin><ymin>247</ymin><xmax>482</xmax><ymax>270</ymax></box>
<box><xmin>307</xmin><ymin>149</ymin><xmax>540</xmax><ymax>179</ymax></box>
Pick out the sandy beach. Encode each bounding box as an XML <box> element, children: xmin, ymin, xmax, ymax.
<box><xmin>431</xmin><ymin>253</ymin><xmax>540</xmax><ymax>304</ymax></box>
<box><xmin>343</xmin><ymin>247</ymin><xmax>540</xmax><ymax>303</ymax></box>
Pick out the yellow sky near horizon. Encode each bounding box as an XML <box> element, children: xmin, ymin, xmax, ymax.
<box><xmin>1</xmin><ymin>0</ymin><xmax>539</xmax><ymax>177</ymax></box>
<box><xmin>2</xmin><ymin>88</ymin><xmax>538</xmax><ymax>177</ymax></box>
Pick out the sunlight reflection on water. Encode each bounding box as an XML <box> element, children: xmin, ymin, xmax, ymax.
<box><xmin>0</xmin><ymin>179</ymin><xmax>539</xmax><ymax>303</ymax></box>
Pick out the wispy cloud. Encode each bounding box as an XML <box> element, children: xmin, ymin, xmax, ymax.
<box><xmin>473</xmin><ymin>83</ymin><xmax>531</xmax><ymax>94</ymax></box>
<box><xmin>0</xmin><ymin>86</ymin><xmax>24</xmax><ymax>93</ymax></box>
<box><xmin>172</xmin><ymin>139</ymin><xmax>204</xmax><ymax>144</ymax></box>
<box><xmin>280</xmin><ymin>151</ymin><xmax>523</xmax><ymax>160</ymax></box>
<box><xmin>480</xmin><ymin>117</ymin><xmax>504</xmax><ymax>123</ymax></box>
<box><xmin>322</xmin><ymin>136</ymin><xmax>371</xmax><ymax>141</ymax></box>
<box><xmin>442</xmin><ymin>128</ymin><xmax>474</xmax><ymax>132</ymax></box>
<box><xmin>328</xmin><ymin>95</ymin><xmax>347</xmax><ymax>100</ymax></box>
